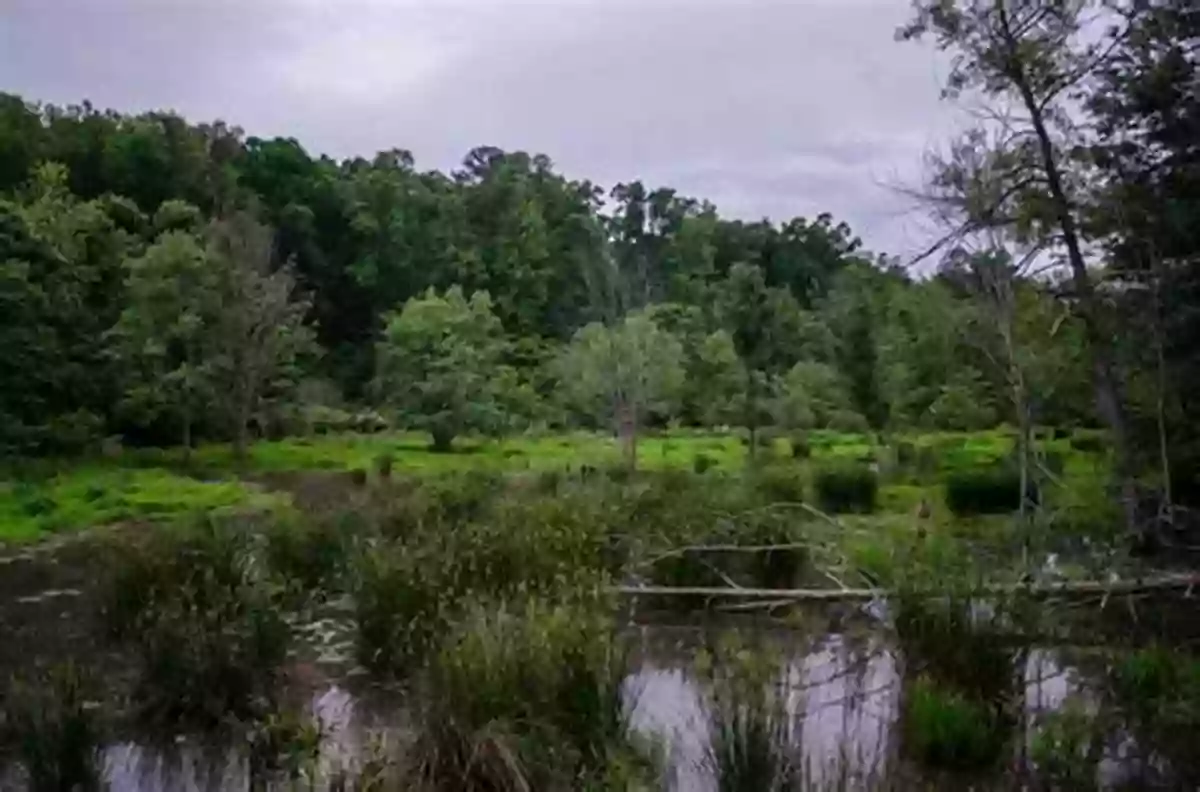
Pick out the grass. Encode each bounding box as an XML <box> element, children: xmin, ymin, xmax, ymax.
<box><xmin>0</xmin><ymin>467</ymin><xmax>286</xmax><ymax>544</ymax></box>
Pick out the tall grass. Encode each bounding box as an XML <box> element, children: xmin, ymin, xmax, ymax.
<box><xmin>403</xmin><ymin>596</ymin><xmax>650</xmax><ymax>791</ymax></box>
<box><xmin>699</xmin><ymin>641</ymin><xmax>798</xmax><ymax>792</ymax></box>
<box><xmin>2</xmin><ymin>663</ymin><xmax>105</xmax><ymax>792</ymax></box>
<box><xmin>98</xmin><ymin>516</ymin><xmax>290</xmax><ymax>735</ymax></box>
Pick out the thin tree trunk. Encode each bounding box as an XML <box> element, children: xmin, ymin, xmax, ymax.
<box><xmin>1000</xmin><ymin>9</ymin><xmax>1140</xmax><ymax>539</ymax></box>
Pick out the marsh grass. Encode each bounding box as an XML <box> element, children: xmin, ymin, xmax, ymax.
<box><xmin>699</xmin><ymin>640</ymin><xmax>799</xmax><ymax>792</ymax></box>
<box><xmin>2</xmin><ymin>662</ymin><xmax>105</xmax><ymax>792</ymax></box>
<box><xmin>895</xmin><ymin>591</ymin><xmax>1023</xmax><ymax>775</ymax></box>
<box><xmin>99</xmin><ymin>516</ymin><xmax>290</xmax><ymax>735</ymax></box>
<box><xmin>404</xmin><ymin>596</ymin><xmax>649</xmax><ymax>791</ymax></box>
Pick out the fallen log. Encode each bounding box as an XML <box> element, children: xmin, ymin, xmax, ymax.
<box><xmin>615</xmin><ymin>574</ymin><xmax>1198</xmax><ymax>602</ymax></box>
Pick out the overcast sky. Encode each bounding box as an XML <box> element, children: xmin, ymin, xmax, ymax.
<box><xmin>2</xmin><ymin>0</ymin><xmax>962</xmax><ymax>256</ymax></box>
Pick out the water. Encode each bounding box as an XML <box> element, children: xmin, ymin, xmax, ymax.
<box><xmin>0</xmin><ymin>535</ymin><xmax>1191</xmax><ymax>790</ymax></box>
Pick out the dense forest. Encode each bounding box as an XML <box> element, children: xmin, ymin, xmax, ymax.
<box><xmin>0</xmin><ymin>0</ymin><xmax>1195</xmax><ymax>521</ymax></box>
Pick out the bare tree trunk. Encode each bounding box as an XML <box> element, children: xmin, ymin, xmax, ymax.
<box><xmin>1000</xmin><ymin>8</ymin><xmax>1140</xmax><ymax>539</ymax></box>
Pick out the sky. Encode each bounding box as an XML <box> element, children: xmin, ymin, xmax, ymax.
<box><xmin>1</xmin><ymin>0</ymin><xmax>962</xmax><ymax>257</ymax></box>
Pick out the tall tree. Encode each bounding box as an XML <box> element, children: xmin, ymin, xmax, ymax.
<box><xmin>374</xmin><ymin>287</ymin><xmax>507</xmax><ymax>452</ymax></box>
<box><xmin>205</xmin><ymin>212</ymin><xmax>314</xmax><ymax>464</ymax></box>
<box><xmin>115</xmin><ymin>227</ymin><xmax>218</xmax><ymax>457</ymax></box>
<box><xmin>557</xmin><ymin>309</ymin><xmax>685</xmax><ymax>469</ymax></box>
<box><xmin>900</xmin><ymin>0</ymin><xmax>1141</xmax><ymax>537</ymax></box>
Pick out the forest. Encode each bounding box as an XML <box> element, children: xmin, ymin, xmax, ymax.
<box><xmin>0</xmin><ymin>1</ymin><xmax>1197</xmax><ymax>790</ymax></box>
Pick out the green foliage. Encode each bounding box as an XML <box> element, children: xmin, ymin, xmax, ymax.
<box><xmin>903</xmin><ymin>676</ymin><xmax>1007</xmax><ymax>773</ymax></box>
<box><xmin>99</xmin><ymin>517</ymin><xmax>291</xmax><ymax>733</ymax></box>
<box><xmin>813</xmin><ymin>463</ymin><xmax>878</xmax><ymax>513</ymax></box>
<box><xmin>1030</xmin><ymin>704</ymin><xmax>1099</xmax><ymax>791</ymax></box>
<box><xmin>556</xmin><ymin>309</ymin><xmax>686</xmax><ymax>431</ymax></box>
<box><xmin>375</xmin><ymin>287</ymin><xmax>508</xmax><ymax>451</ymax></box>
<box><xmin>699</xmin><ymin>640</ymin><xmax>798</xmax><ymax>792</ymax></box>
<box><xmin>114</xmin><ymin>226</ymin><xmax>217</xmax><ymax>449</ymax></box>
<box><xmin>262</xmin><ymin>510</ymin><xmax>349</xmax><ymax>598</ymax></box>
<box><xmin>926</xmin><ymin>370</ymin><xmax>998</xmax><ymax>432</ymax></box>
<box><xmin>0</xmin><ymin>467</ymin><xmax>280</xmax><ymax>543</ymax></box>
<box><xmin>1069</xmin><ymin>430</ymin><xmax>1106</xmax><ymax>454</ymax></box>
<box><xmin>406</xmin><ymin>597</ymin><xmax>645</xmax><ymax>791</ymax></box>
<box><xmin>772</xmin><ymin>361</ymin><xmax>851</xmax><ymax>430</ymax></box>
<box><xmin>751</xmin><ymin>464</ymin><xmax>806</xmax><ymax>505</ymax></box>
<box><xmin>944</xmin><ymin>466</ymin><xmax>1025</xmax><ymax>516</ymax></box>
<box><xmin>3</xmin><ymin>663</ymin><xmax>105</xmax><ymax>792</ymax></box>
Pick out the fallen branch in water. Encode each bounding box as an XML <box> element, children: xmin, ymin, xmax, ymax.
<box><xmin>615</xmin><ymin>574</ymin><xmax>1199</xmax><ymax>602</ymax></box>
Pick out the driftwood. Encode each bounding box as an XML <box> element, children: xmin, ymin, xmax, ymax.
<box><xmin>615</xmin><ymin>574</ymin><xmax>1198</xmax><ymax>603</ymax></box>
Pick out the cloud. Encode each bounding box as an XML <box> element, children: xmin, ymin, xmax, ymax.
<box><xmin>1</xmin><ymin>0</ymin><xmax>960</xmax><ymax>256</ymax></box>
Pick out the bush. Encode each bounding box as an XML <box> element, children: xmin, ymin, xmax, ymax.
<box><xmin>1069</xmin><ymin>430</ymin><xmax>1106</xmax><ymax>453</ymax></box>
<box><xmin>790</xmin><ymin>433</ymin><xmax>810</xmax><ymax>459</ymax></box>
<box><xmin>751</xmin><ymin>465</ymin><xmax>806</xmax><ymax>505</ymax></box>
<box><xmin>3</xmin><ymin>663</ymin><xmax>105</xmax><ymax>792</ymax></box>
<box><xmin>693</xmin><ymin>453</ymin><xmax>716</xmax><ymax>474</ymax></box>
<box><xmin>813</xmin><ymin>463</ymin><xmax>878</xmax><ymax>514</ymax></box>
<box><xmin>895</xmin><ymin>441</ymin><xmax>917</xmax><ymax>469</ymax></box>
<box><xmin>375</xmin><ymin>451</ymin><xmax>394</xmax><ymax>479</ymax></box>
<box><xmin>827</xmin><ymin>409</ymin><xmax>870</xmax><ymax>433</ymax></box>
<box><xmin>944</xmin><ymin>466</ymin><xmax>1030</xmax><ymax>516</ymax></box>
<box><xmin>903</xmin><ymin>676</ymin><xmax>1007</xmax><ymax>772</ymax></box>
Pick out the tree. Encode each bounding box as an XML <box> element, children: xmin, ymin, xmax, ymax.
<box><xmin>557</xmin><ymin>310</ymin><xmax>685</xmax><ymax>470</ymax></box>
<box><xmin>900</xmin><ymin>0</ymin><xmax>1141</xmax><ymax>537</ymax></box>
<box><xmin>1088</xmin><ymin>0</ymin><xmax>1200</xmax><ymax>511</ymax></box>
<box><xmin>206</xmin><ymin>213</ymin><xmax>314</xmax><ymax>464</ymax></box>
<box><xmin>375</xmin><ymin>287</ymin><xmax>507</xmax><ymax>452</ymax></box>
<box><xmin>772</xmin><ymin>361</ymin><xmax>856</xmax><ymax>431</ymax></box>
<box><xmin>0</xmin><ymin>163</ymin><xmax>131</xmax><ymax>453</ymax></box>
<box><xmin>114</xmin><ymin>227</ymin><xmax>217</xmax><ymax>457</ymax></box>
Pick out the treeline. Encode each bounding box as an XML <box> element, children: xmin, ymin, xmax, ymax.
<box><xmin>0</xmin><ymin>1</ymin><xmax>1194</xmax><ymax>499</ymax></box>
<box><xmin>0</xmin><ymin>91</ymin><xmax>1095</xmax><ymax>453</ymax></box>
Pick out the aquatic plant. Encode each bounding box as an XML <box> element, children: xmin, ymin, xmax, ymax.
<box><xmin>404</xmin><ymin>596</ymin><xmax>648</xmax><ymax>791</ymax></box>
<box><xmin>3</xmin><ymin>662</ymin><xmax>105</xmax><ymax>792</ymax></box>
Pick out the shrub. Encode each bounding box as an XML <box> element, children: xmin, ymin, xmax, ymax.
<box><xmin>903</xmin><ymin>676</ymin><xmax>1007</xmax><ymax>772</ymax></box>
<box><xmin>375</xmin><ymin>451</ymin><xmax>394</xmax><ymax>479</ymax></box>
<box><xmin>752</xmin><ymin>465</ymin><xmax>806</xmax><ymax>505</ymax></box>
<box><xmin>895</xmin><ymin>441</ymin><xmax>917</xmax><ymax>469</ymax></box>
<box><xmin>790</xmin><ymin>433</ymin><xmax>811</xmax><ymax>459</ymax></box>
<box><xmin>827</xmin><ymin>409</ymin><xmax>870</xmax><ymax>433</ymax></box>
<box><xmin>813</xmin><ymin>463</ymin><xmax>878</xmax><ymax>514</ymax></box>
<box><xmin>693</xmin><ymin>453</ymin><xmax>716</xmax><ymax>474</ymax></box>
<box><xmin>944</xmin><ymin>466</ymin><xmax>1030</xmax><ymax>516</ymax></box>
<box><xmin>1069</xmin><ymin>431</ymin><xmax>1106</xmax><ymax>453</ymax></box>
<box><xmin>4</xmin><ymin>663</ymin><xmax>105</xmax><ymax>792</ymax></box>
<box><xmin>349</xmin><ymin>468</ymin><xmax>368</xmax><ymax>487</ymax></box>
